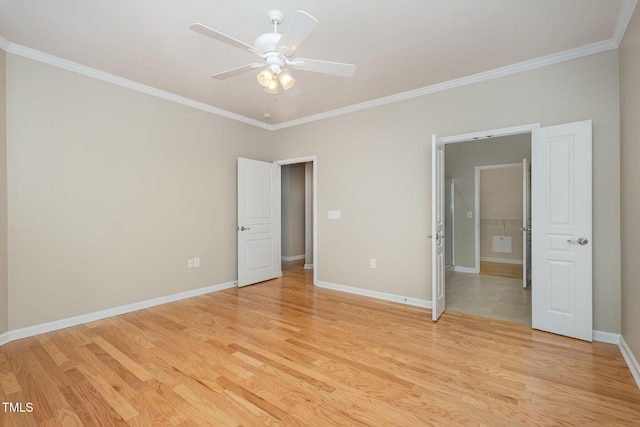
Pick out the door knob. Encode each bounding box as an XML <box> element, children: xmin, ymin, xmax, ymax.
<box><xmin>567</xmin><ymin>237</ymin><xmax>588</xmax><ymax>245</ymax></box>
<box><xmin>238</xmin><ymin>226</ymin><xmax>251</xmax><ymax>231</ymax></box>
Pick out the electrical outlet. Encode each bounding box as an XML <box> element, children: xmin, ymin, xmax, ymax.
<box><xmin>187</xmin><ymin>258</ymin><xmax>194</xmax><ymax>268</ymax></box>
<box><xmin>194</xmin><ymin>257</ymin><xmax>200</xmax><ymax>267</ymax></box>
<box><xmin>370</xmin><ymin>259</ymin><xmax>377</xmax><ymax>269</ymax></box>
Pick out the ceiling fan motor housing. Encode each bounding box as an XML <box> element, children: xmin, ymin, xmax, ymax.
<box><xmin>254</xmin><ymin>32</ymin><xmax>282</xmax><ymax>55</ymax></box>
<box><xmin>256</xmin><ymin>33</ymin><xmax>285</xmax><ymax>75</ymax></box>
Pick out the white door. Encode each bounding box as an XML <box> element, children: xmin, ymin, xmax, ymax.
<box><xmin>431</xmin><ymin>135</ymin><xmax>446</xmax><ymax>321</ymax></box>
<box><xmin>522</xmin><ymin>158</ymin><xmax>531</xmax><ymax>288</ymax></box>
<box><xmin>531</xmin><ymin>120</ymin><xmax>592</xmax><ymax>341</ymax></box>
<box><xmin>237</xmin><ymin>158</ymin><xmax>281</xmax><ymax>287</ymax></box>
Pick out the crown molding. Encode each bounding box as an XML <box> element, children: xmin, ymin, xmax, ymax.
<box><xmin>3</xmin><ymin>1</ymin><xmax>632</xmax><ymax>133</ymax></box>
<box><xmin>0</xmin><ymin>35</ymin><xmax>9</xmax><ymax>51</ymax></box>
<box><xmin>271</xmin><ymin>38</ymin><xmax>618</xmax><ymax>130</ymax></box>
<box><xmin>614</xmin><ymin>0</ymin><xmax>639</xmax><ymax>46</ymax></box>
<box><xmin>4</xmin><ymin>42</ymin><xmax>269</xmax><ymax>129</ymax></box>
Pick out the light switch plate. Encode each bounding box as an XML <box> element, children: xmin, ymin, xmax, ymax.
<box><xmin>328</xmin><ymin>210</ymin><xmax>341</xmax><ymax>220</ymax></box>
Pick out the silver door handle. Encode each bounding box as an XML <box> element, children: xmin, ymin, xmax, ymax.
<box><xmin>520</xmin><ymin>227</ymin><xmax>530</xmax><ymax>232</ymax></box>
<box><xmin>428</xmin><ymin>233</ymin><xmax>444</xmax><ymax>239</ymax></box>
<box><xmin>238</xmin><ymin>226</ymin><xmax>251</xmax><ymax>231</ymax></box>
<box><xmin>567</xmin><ymin>237</ymin><xmax>588</xmax><ymax>245</ymax></box>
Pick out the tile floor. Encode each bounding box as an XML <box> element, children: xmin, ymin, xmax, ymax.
<box><xmin>445</xmin><ymin>268</ymin><xmax>532</xmax><ymax>325</ymax></box>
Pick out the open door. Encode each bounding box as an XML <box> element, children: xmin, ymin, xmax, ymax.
<box><xmin>431</xmin><ymin>135</ymin><xmax>445</xmax><ymax>321</ymax></box>
<box><xmin>237</xmin><ymin>158</ymin><xmax>281</xmax><ymax>287</ymax></box>
<box><xmin>531</xmin><ymin>120</ymin><xmax>592</xmax><ymax>341</ymax></box>
<box><xmin>522</xmin><ymin>158</ymin><xmax>531</xmax><ymax>288</ymax></box>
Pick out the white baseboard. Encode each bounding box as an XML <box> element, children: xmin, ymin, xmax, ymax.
<box><xmin>593</xmin><ymin>330</ymin><xmax>621</xmax><ymax>344</ymax></box>
<box><xmin>0</xmin><ymin>280</ymin><xmax>236</xmax><ymax>347</ymax></box>
<box><xmin>592</xmin><ymin>331</ymin><xmax>639</xmax><ymax>390</ymax></box>
<box><xmin>303</xmin><ymin>264</ymin><xmax>314</xmax><ymax>270</ymax></box>
<box><xmin>620</xmin><ymin>336</ymin><xmax>640</xmax><ymax>389</ymax></box>
<box><xmin>316</xmin><ymin>280</ymin><xmax>431</xmax><ymax>309</ymax></box>
<box><xmin>0</xmin><ymin>331</ymin><xmax>10</xmax><ymax>347</ymax></box>
<box><xmin>282</xmin><ymin>255</ymin><xmax>306</xmax><ymax>261</ymax></box>
<box><xmin>480</xmin><ymin>257</ymin><xmax>523</xmax><ymax>265</ymax></box>
<box><xmin>454</xmin><ymin>266</ymin><xmax>478</xmax><ymax>274</ymax></box>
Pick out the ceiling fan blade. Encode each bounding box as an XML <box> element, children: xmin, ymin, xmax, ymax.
<box><xmin>190</xmin><ymin>23</ymin><xmax>257</xmax><ymax>54</ymax></box>
<box><xmin>292</xmin><ymin>59</ymin><xmax>356</xmax><ymax>77</ymax></box>
<box><xmin>278</xmin><ymin>11</ymin><xmax>319</xmax><ymax>56</ymax></box>
<box><xmin>211</xmin><ymin>63</ymin><xmax>263</xmax><ymax>80</ymax></box>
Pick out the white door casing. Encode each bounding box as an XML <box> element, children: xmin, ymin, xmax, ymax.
<box><xmin>237</xmin><ymin>158</ymin><xmax>281</xmax><ymax>287</ymax></box>
<box><xmin>531</xmin><ymin>120</ymin><xmax>592</xmax><ymax>341</ymax></box>
<box><xmin>523</xmin><ymin>158</ymin><xmax>532</xmax><ymax>288</ymax></box>
<box><xmin>432</xmin><ymin>135</ymin><xmax>446</xmax><ymax>321</ymax></box>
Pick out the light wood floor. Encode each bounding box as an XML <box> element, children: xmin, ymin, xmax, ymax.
<box><xmin>1</xmin><ymin>261</ymin><xmax>639</xmax><ymax>426</ymax></box>
<box><xmin>480</xmin><ymin>261</ymin><xmax>523</xmax><ymax>279</ymax></box>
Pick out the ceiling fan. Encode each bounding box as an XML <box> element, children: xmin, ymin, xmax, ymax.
<box><xmin>190</xmin><ymin>10</ymin><xmax>356</xmax><ymax>94</ymax></box>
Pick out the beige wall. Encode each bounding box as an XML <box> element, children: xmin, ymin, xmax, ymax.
<box><xmin>480</xmin><ymin>166</ymin><xmax>523</xmax><ymax>263</ymax></box>
<box><xmin>5</xmin><ymin>55</ymin><xmax>272</xmax><ymax>329</ymax></box>
<box><xmin>480</xmin><ymin>167</ymin><xmax>523</xmax><ymax>220</ymax></box>
<box><xmin>281</xmin><ymin>163</ymin><xmax>305</xmax><ymax>258</ymax></box>
<box><xmin>273</xmin><ymin>50</ymin><xmax>621</xmax><ymax>333</ymax></box>
<box><xmin>620</xmin><ymin>7</ymin><xmax>640</xmax><ymax>358</ymax></box>
<box><xmin>445</xmin><ymin>134</ymin><xmax>530</xmax><ymax>268</ymax></box>
<box><xmin>0</xmin><ymin>49</ymin><xmax>7</xmax><ymax>334</ymax></box>
<box><xmin>0</xmin><ymin>39</ymin><xmax>626</xmax><ymax>338</ymax></box>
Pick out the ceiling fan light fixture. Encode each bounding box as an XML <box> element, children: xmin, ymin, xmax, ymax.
<box><xmin>192</xmin><ymin>10</ymin><xmax>355</xmax><ymax>96</ymax></box>
<box><xmin>265</xmin><ymin>78</ymin><xmax>279</xmax><ymax>94</ymax></box>
<box><xmin>278</xmin><ymin>69</ymin><xmax>295</xmax><ymax>90</ymax></box>
<box><xmin>257</xmin><ymin>68</ymin><xmax>274</xmax><ymax>87</ymax></box>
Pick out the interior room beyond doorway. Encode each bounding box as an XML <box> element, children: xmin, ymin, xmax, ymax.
<box><xmin>280</xmin><ymin>161</ymin><xmax>314</xmax><ymax>272</ymax></box>
<box><xmin>444</xmin><ymin>133</ymin><xmax>532</xmax><ymax>325</ymax></box>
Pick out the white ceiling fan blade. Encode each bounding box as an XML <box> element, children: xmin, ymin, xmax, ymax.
<box><xmin>293</xmin><ymin>59</ymin><xmax>356</xmax><ymax>77</ymax></box>
<box><xmin>190</xmin><ymin>23</ymin><xmax>259</xmax><ymax>55</ymax></box>
<box><xmin>278</xmin><ymin>11</ymin><xmax>319</xmax><ymax>56</ymax></box>
<box><xmin>211</xmin><ymin>63</ymin><xmax>263</xmax><ymax>80</ymax></box>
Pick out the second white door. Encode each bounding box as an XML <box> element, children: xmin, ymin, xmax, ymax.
<box><xmin>237</xmin><ymin>158</ymin><xmax>281</xmax><ymax>287</ymax></box>
<box><xmin>531</xmin><ymin>120</ymin><xmax>592</xmax><ymax>341</ymax></box>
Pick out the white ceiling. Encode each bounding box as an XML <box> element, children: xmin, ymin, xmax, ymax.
<box><xmin>0</xmin><ymin>1</ymin><xmax>635</xmax><ymax>128</ymax></box>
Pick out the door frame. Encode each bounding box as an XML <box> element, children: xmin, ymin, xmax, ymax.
<box><xmin>274</xmin><ymin>155</ymin><xmax>318</xmax><ymax>286</ymax></box>
<box><xmin>445</xmin><ymin>177</ymin><xmax>455</xmax><ymax>268</ymax></box>
<box><xmin>474</xmin><ymin>162</ymin><xmax>524</xmax><ymax>273</ymax></box>
<box><xmin>440</xmin><ymin>123</ymin><xmax>540</xmax><ymax>272</ymax></box>
<box><xmin>433</xmin><ymin>123</ymin><xmax>539</xmax><ymax>320</ymax></box>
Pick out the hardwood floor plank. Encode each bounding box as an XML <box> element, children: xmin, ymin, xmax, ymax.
<box><xmin>58</xmin><ymin>368</ymin><xmax>128</xmax><ymax>426</ymax></box>
<box><xmin>0</xmin><ymin>371</ymin><xmax>21</xmax><ymax>395</ymax></box>
<box><xmin>480</xmin><ymin>261</ymin><xmax>523</xmax><ymax>279</ymax></box>
<box><xmin>1</xmin><ymin>260</ymin><xmax>639</xmax><ymax>425</ymax></box>
<box><xmin>53</xmin><ymin>407</ymin><xmax>85</xmax><ymax>427</ymax></box>
<box><xmin>91</xmin><ymin>336</ymin><xmax>153</xmax><ymax>383</ymax></box>
<box><xmin>75</xmin><ymin>364</ymin><xmax>139</xmax><ymax>421</ymax></box>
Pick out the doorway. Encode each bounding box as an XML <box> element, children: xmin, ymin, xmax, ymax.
<box><xmin>476</xmin><ymin>163</ymin><xmax>527</xmax><ymax>281</ymax></box>
<box><xmin>441</xmin><ymin>131</ymin><xmax>533</xmax><ymax>325</ymax></box>
<box><xmin>275</xmin><ymin>156</ymin><xmax>318</xmax><ymax>285</ymax></box>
